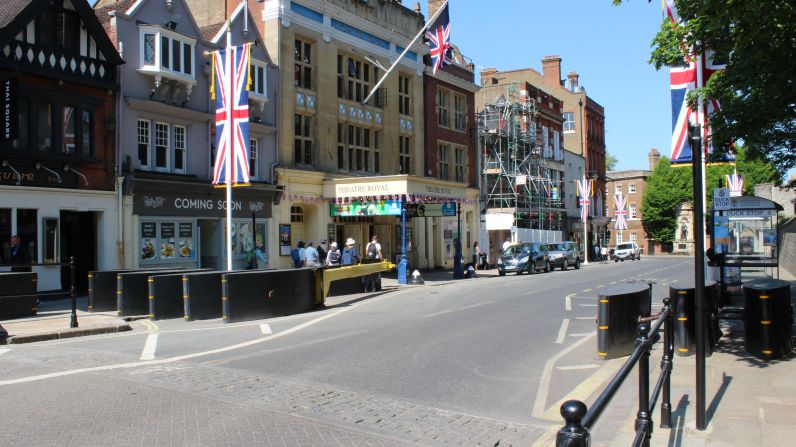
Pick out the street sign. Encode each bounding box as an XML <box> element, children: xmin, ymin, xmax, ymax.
<box><xmin>713</xmin><ymin>188</ymin><xmax>731</xmax><ymax>211</ymax></box>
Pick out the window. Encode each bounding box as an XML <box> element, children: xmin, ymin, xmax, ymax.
<box><xmin>436</xmin><ymin>89</ymin><xmax>450</xmax><ymax>127</ymax></box>
<box><xmin>563</xmin><ymin>112</ymin><xmax>575</xmax><ymax>132</ymax></box>
<box><xmin>629</xmin><ymin>184</ymin><xmax>637</xmax><ymax>194</ymax></box>
<box><xmin>630</xmin><ymin>203</ymin><xmax>637</xmax><ymax>219</ymax></box>
<box><xmin>249</xmin><ymin>138</ymin><xmax>258</xmax><ymax>179</ymax></box>
<box><xmin>290</xmin><ymin>206</ymin><xmax>304</xmax><ymax>223</ymax></box>
<box><xmin>339</xmin><ymin>124</ymin><xmax>375</xmax><ymax>172</ymax></box>
<box><xmin>399</xmin><ymin>75</ymin><xmax>411</xmax><ymax>115</ymax></box>
<box><xmin>294</xmin><ymin>38</ymin><xmax>313</xmax><ymax>90</ymax></box>
<box><xmin>454</xmin><ymin>94</ymin><xmax>467</xmax><ymax>131</ymax></box>
<box><xmin>336</xmin><ymin>53</ymin><xmax>375</xmax><ymax>102</ymax></box>
<box><xmin>615</xmin><ymin>184</ymin><xmax>622</xmax><ymax>194</ymax></box>
<box><xmin>374</xmin><ymin>131</ymin><xmax>381</xmax><ymax>174</ymax></box>
<box><xmin>553</xmin><ymin>129</ymin><xmax>561</xmax><ymax>161</ymax></box>
<box><xmin>294</xmin><ymin>114</ymin><xmax>312</xmax><ymax>164</ymax></box>
<box><xmin>139</xmin><ymin>26</ymin><xmax>195</xmax><ymax>79</ymax></box>
<box><xmin>437</xmin><ymin>143</ymin><xmax>450</xmax><ymax>180</ymax></box>
<box><xmin>454</xmin><ymin>145</ymin><xmax>467</xmax><ymax>183</ymax></box>
<box><xmin>542</xmin><ymin>126</ymin><xmax>550</xmax><ymax>158</ymax></box>
<box><xmin>337</xmin><ymin>123</ymin><xmax>345</xmax><ymax>170</ymax></box>
<box><xmin>630</xmin><ymin>232</ymin><xmax>637</xmax><ymax>243</ymax></box>
<box><xmin>616</xmin><ymin>232</ymin><xmax>623</xmax><ymax>244</ymax></box>
<box><xmin>137</xmin><ymin>120</ymin><xmax>188</xmax><ymax>173</ymax></box>
<box><xmin>399</xmin><ymin>136</ymin><xmax>411</xmax><ymax>175</ymax></box>
<box><xmin>250</xmin><ymin>61</ymin><xmax>267</xmax><ymax>97</ymax></box>
<box><xmin>34</xmin><ymin>7</ymin><xmax>79</xmax><ymax>52</ymax></box>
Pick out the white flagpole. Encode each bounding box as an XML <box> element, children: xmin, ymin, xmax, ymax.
<box><xmin>225</xmin><ymin>24</ymin><xmax>233</xmax><ymax>272</ymax></box>
<box><xmin>582</xmin><ymin>178</ymin><xmax>589</xmax><ymax>266</ymax></box>
<box><xmin>696</xmin><ymin>50</ymin><xmax>707</xmax><ymax>243</ymax></box>
<box><xmin>362</xmin><ymin>0</ymin><xmax>448</xmax><ymax>105</ymax></box>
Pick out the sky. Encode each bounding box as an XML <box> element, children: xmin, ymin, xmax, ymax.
<box><xmin>408</xmin><ymin>0</ymin><xmax>672</xmax><ymax>172</ymax></box>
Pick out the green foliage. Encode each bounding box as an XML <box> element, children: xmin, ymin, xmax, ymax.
<box><xmin>606</xmin><ymin>152</ymin><xmax>619</xmax><ymax>171</ymax></box>
<box><xmin>613</xmin><ymin>0</ymin><xmax>796</xmax><ymax>173</ymax></box>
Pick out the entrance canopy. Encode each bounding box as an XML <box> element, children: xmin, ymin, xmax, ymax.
<box><xmin>323</xmin><ymin>175</ymin><xmax>476</xmax><ymax>205</ymax></box>
<box><xmin>712</xmin><ymin>194</ymin><xmax>783</xmax><ymax>269</ymax></box>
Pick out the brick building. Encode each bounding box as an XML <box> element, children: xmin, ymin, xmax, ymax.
<box><xmin>606</xmin><ymin>149</ymin><xmax>660</xmax><ymax>255</ymax></box>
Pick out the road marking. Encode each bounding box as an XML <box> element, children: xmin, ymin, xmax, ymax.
<box><xmin>542</xmin><ymin>357</ymin><xmax>624</xmax><ymax>420</ymax></box>
<box><xmin>578</xmin><ymin>303</ymin><xmax>598</xmax><ymax>307</ymax></box>
<box><xmin>259</xmin><ymin>323</ymin><xmax>272</xmax><ymax>335</ymax></box>
<box><xmin>423</xmin><ymin>301</ymin><xmax>493</xmax><ymax>318</ymax></box>
<box><xmin>568</xmin><ymin>332</ymin><xmax>592</xmax><ymax>337</ymax></box>
<box><xmin>0</xmin><ymin>348</ymin><xmax>10</xmax><ymax>356</ymax></box>
<box><xmin>557</xmin><ymin>364</ymin><xmax>601</xmax><ymax>371</ymax></box>
<box><xmin>0</xmin><ymin>302</ymin><xmax>360</xmax><ymax>387</ymax></box>
<box><xmin>609</xmin><ymin>281</ymin><xmax>617</xmax><ymax>284</ymax></box>
<box><xmin>575</xmin><ymin>316</ymin><xmax>594</xmax><ymax>320</ymax></box>
<box><xmin>582</xmin><ymin>288</ymin><xmax>592</xmax><ymax>292</ymax></box>
<box><xmin>596</xmin><ymin>284</ymin><xmax>605</xmax><ymax>288</ymax></box>
<box><xmin>532</xmin><ymin>330</ymin><xmax>597</xmax><ymax>419</ymax></box>
<box><xmin>555</xmin><ymin>319</ymin><xmax>570</xmax><ymax>344</ymax></box>
<box><xmin>139</xmin><ymin>333</ymin><xmax>159</xmax><ymax>361</ymax></box>
<box><xmin>671</xmin><ymin>279</ymin><xmax>679</xmax><ymax>283</ymax></box>
<box><xmin>565</xmin><ymin>294</ymin><xmax>573</xmax><ymax>311</ymax></box>
<box><xmin>141</xmin><ymin>320</ymin><xmax>159</xmax><ymax>332</ymax></box>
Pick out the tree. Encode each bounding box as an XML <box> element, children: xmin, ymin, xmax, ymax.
<box><xmin>613</xmin><ymin>0</ymin><xmax>796</xmax><ymax>173</ymax></box>
<box><xmin>605</xmin><ymin>152</ymin><xmax>618</xmax><ymax>171</ymax></box>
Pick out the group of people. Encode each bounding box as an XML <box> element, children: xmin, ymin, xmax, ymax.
<box><xmin>593</xmin><ymin>244</ymin><xmax>609</xmax><ymax>261</ymax></box>
<box><xmin>291</xmin><ymin>235</ymin><xmax>384</xmax><ymax>268</ymax></box>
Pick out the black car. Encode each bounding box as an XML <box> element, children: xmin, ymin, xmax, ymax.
<box><xmin>497</xmin><ymin>242</ymin><xmax>550</xmax><ymax>276</ymax></box>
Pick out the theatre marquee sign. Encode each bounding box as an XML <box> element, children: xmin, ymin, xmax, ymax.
<box><xmin>325</xmin><ymin>178</ymin><xmax>467</xmax><ymax>200</ymax></box>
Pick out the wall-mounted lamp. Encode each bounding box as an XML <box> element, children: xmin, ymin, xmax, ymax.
<box><xmin>64</xmin><ymin>164</ymin><xmax>89</xmax><ymax>186</ymax></box>
<box><xmin>1</xmin><ymin>160</ymin><xmax>21</xmax><ymax>185</ymax></box>
<box><xmin>35</xmin><ymin>162</ymin><xmax>62</xmax><ymax>183</ymax></box>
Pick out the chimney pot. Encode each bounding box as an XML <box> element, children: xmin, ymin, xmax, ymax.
<box><xmin>542</xmin><ymin>55</ymin><xmax>562</xmax><ymax>90</ymax></box>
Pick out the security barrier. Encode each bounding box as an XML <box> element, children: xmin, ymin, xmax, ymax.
<box><xmin>743</xmin><ymin>278</ymin><xmax>793</xmax><ymax>359</ymax></box>
<box><xmin>117</xmin><ymin>269</ymin><xmax>191</xmax><ymax>316</ymax></box>
<box><xmin>89</xmin><ymin>268</ymin><xmax>181</xmax><ymax>312</ymax></box>
<box><xmin>222</xmin><ymin>269</ymin><xmax>316</xmax><ymax>323</ymax></box>
<box><xmin>669</xmin><ymin>282</ymin><xmax>719</xmax><ymax>357</ymax></box>
<box><xmin>318</xmin><ymin>261</ymin><xmax>395</xmax><ymax>304</ymax></box>
<box><xmin>147</xmin><ymin>270</ymin><xmax>211</xmax><ymax>320</ymax></box>
<box><xmin>0</xmin><ymin>272</ymin><xmax>38</xmax><ymax>319</ymax></box>
<box><xmin>597</xmin><ymin>283</ymin><xmax>651</xmax><ymax>360</ymax></box>
<box><xmin>182</xmin><ymin>271</ymin><xmax>226</xmax><ymax>321</ymax></box>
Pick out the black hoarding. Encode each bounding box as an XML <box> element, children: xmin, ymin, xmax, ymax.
<box><xmin>133</xmin><ymin>187</ymin><xmax>273</xmax><ymax>219</ymax></box>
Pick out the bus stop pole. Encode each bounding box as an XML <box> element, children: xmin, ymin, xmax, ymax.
<box><xmin>689</xmin><ymin>123</ymin><xmax>707</xmax><ymax>430</ymax></box>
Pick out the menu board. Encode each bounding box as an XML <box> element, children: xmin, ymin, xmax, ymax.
<box><xmin>178</xmin><ymin>223</ymin><xmax>193</xmax><ymax>258</ymax></box>
<box><xmin>160</xmin><ymin>223</ymin><xmax>176</xmax><ymax>259</ymax></box>
<box><xmin>141</xmin><ymin>222</ymin><xmax>158</xmax><ymax>260</ymax></box>
<box><xmin>239</xmin><ymin>223</ymin><xmax>254</xmax><ymax>256</ymax></box>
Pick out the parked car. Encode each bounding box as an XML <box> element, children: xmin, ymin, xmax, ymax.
<box><xmin>613</xmin><ymin>242</ymin><xmax>641</xmax><ymax>261</ymax></box>
<box><xmin>546</xmin><ymin>241</ymin><xmax>581</xmax><ymax>271</ymax></box>
<box><xmin>497</xmin><ymin>242</ymin><xmax>550</xmax><ymax>276</ymax></box>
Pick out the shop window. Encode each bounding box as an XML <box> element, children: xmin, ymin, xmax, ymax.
<box><xmin>290</xmin><ymin>206</ymin><xmax>304</xmax><ymax>223</ymax></box>
<box><xmin>140</xmin><ymin>220</ymin><xmax>195</xmax><ymax>263</ymax></box>
<box><xmin>16</xmin><ymin>209</ymin><xmax>38</xmax><ymax>263</ymax></box>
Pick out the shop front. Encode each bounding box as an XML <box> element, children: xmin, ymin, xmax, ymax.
<box><xmin>130</xmin><ymin>179</ymin><xmax>279</xmax><ymax>271</ymax></box>
<box><xmin>322</xmin><ymin>175</ymin><xmax>480</xmax><ymax>271</ymax></box>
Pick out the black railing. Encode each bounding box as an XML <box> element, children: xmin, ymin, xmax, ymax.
<box><xmin>0</xmin><ymin>257</ymin><xmax>78</xmax><ymax>328</ymax></box>
<box><xmin>556</xmin><ymin>298</ymin><xmax>674</xmax><ymax>447</ymax></box>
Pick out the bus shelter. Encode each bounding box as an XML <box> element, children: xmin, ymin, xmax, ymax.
<box><xmin>711</xmin><ymin>193</ymin><xmax>783</xmax><ymax>284</ymax></box>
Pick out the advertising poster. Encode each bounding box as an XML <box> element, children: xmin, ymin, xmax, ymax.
<box><xmin>763</xmin><ymin>228</ymin><xmax>777</xmax><ymax>247</ymax></box>
<box><xmin>444</xmin><ymin>220</ymin><xmax>454</xmax><ymax>259</ymax></box>
<box><xmin>141</xmin><ymin>222</ymin><xmax>157</xmax><ymax>261</ymax></box>
<box><xmin>255</xmin><ymin>223</ymin><xmax>267</xmax><ymax>266</ymax></box>
<box><xmin>279</xmin><ymin>224</ymin><xmax>291</xmax><ymax>256</ymax></box>
<box><xmin>239</xmin><ymin>222</ymin><xmax>254</xmax><ymax>256</ymax></box>
<box><xmin>160</xmin><ymin>222</ymin><xmax>176</xmax><ymax>259</ymax></box>
<box><xmin>178</xmin><ymin>223</ymin><xmax>193</xmax><ymax>258</ymax></box>
<box><xmin>405</xmin><ymin>202</ymin><xmax>456</xmax><ymax>218</ymax></box>
<box><xmin>330</xmin><ymin>200</ymin><xmax>402</xmax><ymax>217</ymax></box>
<box><xmin>713</xmin><ymin>216</ymin><xmax>729</xmax><ymax>254</ymax></box>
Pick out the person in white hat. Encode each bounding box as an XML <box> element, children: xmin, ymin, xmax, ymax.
<box><xmin>326</xmin><ymin>241</ymin><xmax>341</xmax><ymax>266</ymax></box>
<box><xmin>341</xmin><ymin>238</ymin><xmax>359</xmax><ymax>265</ymax></box>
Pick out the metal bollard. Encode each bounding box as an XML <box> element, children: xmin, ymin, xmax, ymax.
<box><xmin>660</xmin><ymin>298</ymin><xmax>673</xmax><ymax>429</ymax></box>
<box><xmin>556</xmin><ymin>400</ymin><xmax>590</xmax><ymax>447</ymax></box>
<box><xmin>635</xmin><ymin>322</ymin><xmax>651</xmax><ymax>447</ymax></box>
<box><xmin>70</xmin><ymin>256</ymin><xmax>78</xmax><ymax>328</ymax></box>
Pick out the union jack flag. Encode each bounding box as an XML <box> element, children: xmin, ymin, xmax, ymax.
<box><xmin>577</xmin><ymin>178</ymin><xmax>592</xmax><ymax>223</ymax></box>
<box><xmin>425</xmin><ymin>2</ymin><xmax>451</xmax><ymax>75</ymax></box>
<box><xmin>614</xmin><ymin>194</ymin><xmax>628</xmax><ymax>231</ymax></box>
<box><xmin>726</xmin><ymin>170</ymin><xmax>743</xmax><ymax>196</ymax></box>
<box><xmin>211</xmin><ymin>42</ymin><xmax>252</xmax><ymax>185</ymax></box>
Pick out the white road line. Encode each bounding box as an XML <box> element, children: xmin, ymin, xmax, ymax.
<box><xmin>259</xmin><ymin>323</ymin><xmax>272</xmax><ymax>335</ymax></box>
<box><xmin>532</xmin><ymin>330</ymin><xmax>596</xmax><ymax>418</ymax></box>
<box><xmin>556</xmin><ymin>364</ymin><xmax>601</xmax><ymax>371</ymax></box>
<box><xmin>139</xmin><ymin>333</ymin><xmax>159</xmax><ymax>361</ymax></box>
<box><xmin>555</xmin><ymin>319</ymin><xmax>570</xmax><ymax>344</ymax></box>
<box><xmin>609</xmin><ymin>281</ymin><xmax>617</xmax><ymax>284</ymax></box>
<box><xmin>671</xmin><ymin>279</ymin><xmax>679</xmax><ymax>283</ymax></box>
<box><xmin>568</xmin><ymin>332</ymin><xmax>592</xmax><ymax>337</ymax></box>
<box><xmin>565</xmin><ymin>294</ymin><xmax>573</xmax><ymax>311</ymax></box>
<box><xmin>578</xmin><ymin>303</ymin><xmax>598</xmax><ymax>307</ymax></box>
<box><xmin>0</xmin><ymin>302</ymin><xmax>360</xmax><ymax>387</ymax></box>
<box><xmin>582</xmin><ymin>288</ymin><xmax>592</xmax><ymax>292</ymax></box>
<box><xmin>575</xmin><ymin>316</ymin><xmax>594</xmax><ymax>320</ymax></box>
<box><xmin>141</xmin><ymin>320</ymin><xmax>159</xmax><ymax>332</ymax></box>
<box><xmin>0</xmin><ymin>348</ymin><xmax>10</xmax><ymax>356</ymax></box>
<box><xmin>423</xmin><ymin>301</ymin><xmax>493</xmax><ymax>318</ymax></box>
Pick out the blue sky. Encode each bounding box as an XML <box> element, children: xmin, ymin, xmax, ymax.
<box><xmin>409</xmin><ymin>0</ymin><xmax>671</xmax><ymax>171</ymax></box>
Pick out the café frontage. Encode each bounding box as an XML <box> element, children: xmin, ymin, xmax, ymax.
<box><xmin>126</xmin><ymin>177</ymin><xmax>280</xmax><ymax>270</ymax></box>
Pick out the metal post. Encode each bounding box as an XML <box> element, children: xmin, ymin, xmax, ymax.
<box><xmin>69</xmin><ymin>256</ymin><xmax>78</xmax><ymax>328</ymax></box>
<box><xmin>454</xmin><ymin>202</ymin><xmax>463</xmax><ymax>279</ymax></box>
<box><xmin>398</xmin><ymin>205</ymin><xmax>407</xmax><ymax>285</ymax></box>
<box><xmin>689</xmin><ymin>122</ymin><xmax>707</xmax><ymax>430</ymax></box>
<box><xmin>251</xmin><ymin>212</ymin><xmax>257</xmax><ymax>269</ymax></box>
<box><xmin>660</xmin><ymin>298</ymin><xmax>673</xmax><ymax>428</ymax></box>
<box><xmin>556</xmin><ymin>400</ymin><xmax>590</xmax><ymax>447</ymax></box>
<box><xmin>635</xmin><ymin>322</ymin><xmax>651</xmax><ymax>447</ymax></box>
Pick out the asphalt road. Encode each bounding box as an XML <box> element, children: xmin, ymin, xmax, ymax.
<box><xmin>0</xmin><ymin>256</ymin><xmax>693</xmax><ymax>446</ymax></box>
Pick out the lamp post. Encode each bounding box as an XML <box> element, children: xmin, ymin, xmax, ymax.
<box><xmin>689</xmin><ymin>122</ymin><xmax>707</xmax><ymax>431</ymax></box>
<box><xmin>579</xmin><ymin>98</ymin><xmax>589</xmax><ymax>265</ymax></box>
<box><xmin>453</xmin><ymin>202</ymin><xmax>464</xmax><ymax>279</ymax></box>
<box><xmin>398</xmin><ymin>205</ymin><xmax>407</xmax><ymax>285</ymax></box>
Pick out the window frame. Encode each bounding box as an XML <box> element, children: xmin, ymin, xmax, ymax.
<box><xmin>173</xmin><ymin>125</ymin><xmax>186</xmax><ymax>174</ymax></box>
<box><xmin>249</xmin><ymin>138</ymin><xmax>258</xmax><ymax>179</ymax></box>
<box><xmin>630</xmin><ymin>203</ymin><xmax>637</xmax><ymax>219</ymax></box>
<box><xmin>563</xmin><ymin>112</ymin><xmax>575</xmax><ymax>132</ymax></box>
<box><xmin>399</xmin><ymin>135</ymin><xmax>411</xmax><ymax>175</ymax></box>
<box><xmin>629</xmin><ymin>184</ymin><xmax>637</xmax><ymax>194</ymax></box>
<box><xmin>294</xmin><ymin>38</ymin><xmax>313</xmax><ymax>90</ymax></box>
<box><xmin>398</xmin><ymin>74</ymin><xmax>411</xmax><ymax>116</ymax></box>
<box><xmin>453</xmin><ymin>93</ymin><xmax>467</xmax><ymax>132</ymax></box>
<box><xmin>138</xmin><ymin>25</ymin><xmax>196</xmax><ymax>81</ymax></box>
<box><xmin>437</xmin><ymin>142</ymin><xmax>450</xmax><ymax>180</ymax></box>
<box><xmin>249</xmin><ymin>59</ymin><xmax>268</xmax><ymax>99</ymax></box>
<box><xmin>294</xmin><ymin>113</ymin><xmax>313</xmax><ymax>165</ymax></box>
<box><xmin>454</xmin><ymin>144</ymin><xmax>467</xmax><ymax>183</ymax></box>
<box><xmin>436</xmin><ymin>89</ymin><xmax>450</xmax><ymax>128</ymax></box>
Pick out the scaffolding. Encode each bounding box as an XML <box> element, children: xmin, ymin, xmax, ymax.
<box><xmin>478</xmin><ymin>82</ymin><xmax>564</xmax><ymax>232</ymax></box>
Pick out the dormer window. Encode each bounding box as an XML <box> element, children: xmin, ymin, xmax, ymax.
<box><xmin>139</xmin><ymin>25</ymin><xmax>196</xmax><ymax>90</ymax></box>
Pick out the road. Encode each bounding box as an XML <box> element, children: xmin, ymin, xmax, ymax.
<box><xmin>0</xmin><ymin>256</ymin><xmax>693</xmax><ymax>446</ymax></box>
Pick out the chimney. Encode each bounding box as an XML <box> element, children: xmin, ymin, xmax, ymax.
<box><xmin>648</xmin><ymin>148</ymin><xmax>660</xmax><ymax>171</ymax></box>
<box><xmin>413</xmin><ymin>2</ymin><xmax>421</xmax><ymax>14</ymax></box>
<box><xmin>566</xmin><ymin>71</ymin><xmax>579</xmax><ymax>91</ymax></box>
<box><xmin>428</xmin><ymin>0</ymin><xmax>445</xmax><ymax>19</ymax></box>
<box><xmin>542</xmin><ymin>55</ymin><xmax>562</xmax><ymax>90</ymax></box>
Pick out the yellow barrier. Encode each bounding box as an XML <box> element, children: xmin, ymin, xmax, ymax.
<box><xmin>315</xmin><ymin>261</ymin><xmax>396</xmax><ymax>305</ymax></box>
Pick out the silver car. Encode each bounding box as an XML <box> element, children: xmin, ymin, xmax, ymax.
<box><xmin>546</xmin><ymin>241</ymin><xmax>581</xmax><ymax>271</ymax></box>
<box><xmin>613</xmin><ymin>242</ymin><xmax>641</xmax><ymax>261</ymax></box>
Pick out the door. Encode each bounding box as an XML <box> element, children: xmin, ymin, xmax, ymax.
<box><xmin>198</xmin><ymin>219</ymin><xmax>221</xmax><ymax>270</ymax></box>
<box><xmin>60</xmin><ymin>211</ymin><xmax>97</xmax><ymax>292</ymax></box>
<box><xmin>373</xmin><ymin>224</ymin><xmax>391</xmax><ymax>261</ymax></box>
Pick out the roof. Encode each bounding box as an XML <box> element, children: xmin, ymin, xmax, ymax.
<box><xmin>0</xmin><ymin>0</ymin><xmax>33</xmax><ymax>29</ymax></box>
<box><xmin>93</xmin><ymin>0</ymin><xmax>138</xmax><ymax>25</ymax></box>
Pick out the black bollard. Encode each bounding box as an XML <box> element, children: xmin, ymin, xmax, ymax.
<box><xmin>556</xmin><ymin>400</ymin><xmax>590</xmax><ymax>447</ymax></box>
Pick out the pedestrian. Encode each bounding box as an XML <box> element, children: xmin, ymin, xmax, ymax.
<box><xmin>326</xmin><ymin>241</ymin><xmax>341</xmax><ymax>266</ymax></box>
<box><xmin>341</xmin><ymin>238</ymin><xmax>359</xmax><ymax>265</ymax></box>
<box><xmin>472</xmin><ymin>241</ymin><xmax>481</xmax><ymax>270</ymax></box>
<box><xmin>304</xmin><ymin>241</ymin><xmax>320</xmax><ymax>267</ymax></box>
<box><xmin>600</xmin><ymin>246</ymin><xmax>608</xmax><ymax>262</ymax></box>
<box><xmin>8</xmin><ymin>235</ymin><xmax>31</xmax><ymax>272</ymax></box>
<box><xmin>317</xmin><ymin>240</ymin><xmax>328</xmax><ymax>265</ymax></box>
<box><xmin>502</xmin><ymin>236</ymin><xmax>511</xmax><ymax>251</ymax></box>
<box><xmin>364</xmin><ymin>235</ymin><xmax>383</xmax><ymax>292</ymax></box>
<box><xmin>365</xmin><ymin>235</ymin><xmax>383</xmax><ymax>261</ymax></box>
<box><xmin>593</xmin><ymin>244</ymin><xmax>600</xmax><ymax>262</ymax></box>
<box><xmin>291</xmin><ymin>241</ymin><xmax>305</xmax><ymax>268</ymax></box>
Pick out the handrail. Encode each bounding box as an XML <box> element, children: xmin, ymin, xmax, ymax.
<box><xmin>556</xmin><ymin>298</ymin><xmax>674</xmax><ymax>447</ymax></box>
<box><xmin>0</xmin><ymin>257</ymin><xmax>79</xmax><ymax>328</ymax></box>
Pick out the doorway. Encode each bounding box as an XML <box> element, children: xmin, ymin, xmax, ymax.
<box><xmin>198</xmin><ymin>219</ymin><xmax>221</xmax><ymax>270</ymax></box>
<box><xmin>60</xmin><ymin>211</ymin><xmax>97</xmax><ymax>292</ymax></box>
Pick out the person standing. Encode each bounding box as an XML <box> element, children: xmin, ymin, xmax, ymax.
<box><xmin>364</xmin><ymin>235</ymin><xmax>383</xmax><ymax>292</ymax></box>
<box><xmin>317</xmin><ymin>240</ymin><xmax>328</xmax><ymax>265</ymax></box>
<box><xmin>9</xmin><ymin>235</ymin><xmax>31</xmax><ymax>272</ymax></box>
<box><xmin>291</xmin><ymin>241</ymin><xmax>306</xmax><ymax>268</ymax></box>
<box><xmin>600</xmin><ymin>245</ymin><xmax>608</xmax><ymax>262</ymax></box>
<box><xmin>472</xmin><ymin>242</ymin><xmax>481</xmax><ymax>270</ymax></box>
<box><xmin>304</xmin><ymin>241</ymin><xmax>320</xmax><ymax>267</ymax></box>
<box><xmin>326</xmin><ymin>242</ymin><xmax>341</xmax><ymax>266</ymax></box>
<box><xmin>502</xmin><ymin>236</ymin><xmax>512</xmax><ymax>251</ymax></box>
<box><xmin>341</xmin><ymin>238</ymin><xmax>359</xmax><ymax>265</ymax></box>
<box><xmin>365</xmin><ymin>235</ymin><xmax>383</xmax><ymax>261</ymax></box>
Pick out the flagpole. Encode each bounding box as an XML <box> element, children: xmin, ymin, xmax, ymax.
<box><xmin>225</xmin><ymin>23</ymin><xmax>233</xmax><ymax>272</ymax></box>
<box><xmin>362</xmin><ymin>0</ymin><xmax>448</xmax><ymax>105</ymax></box>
